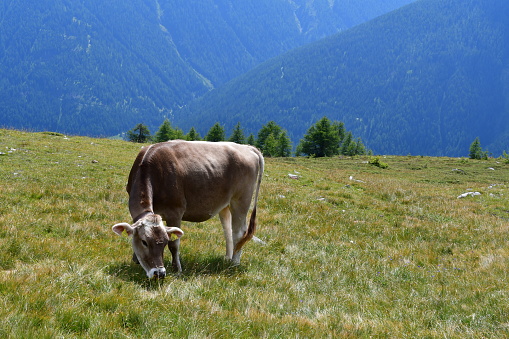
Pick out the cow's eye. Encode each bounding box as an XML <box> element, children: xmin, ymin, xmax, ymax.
<box><xmin>141</xmin><ymin>240</ymin><xmax>148</xmax><ymax>247</ymax></box>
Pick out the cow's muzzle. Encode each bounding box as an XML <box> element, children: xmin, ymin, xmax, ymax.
<box><xmin>148</xmin><ymin>267</ymin><xmax>166</xmax><ymax>279</ymax></box>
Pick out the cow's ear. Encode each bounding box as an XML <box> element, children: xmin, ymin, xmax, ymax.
<box><xmin>112</xmin><ymin>223</ymin><xmax>134</xmax><ymax>236</ymax></box>
<box><xmin>165</xmin><ymin>227</ymin><xmax>184</xmax><ymax>241</ymax></box>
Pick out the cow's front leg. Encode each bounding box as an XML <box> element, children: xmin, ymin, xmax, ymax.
<box><xmin>168</xmin><ymin>238</ymin><xmax>182</xmax><ymax>272</ymax></box>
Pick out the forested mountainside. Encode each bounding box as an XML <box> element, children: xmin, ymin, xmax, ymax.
<box><xmin>161</xmin><ymin>0</ymin><xmax>416</xmax><ymax>85</ymax></box>
<box><xmin>177</xmin><ymin>0</ymin><xmax>509</xmax><ymax>156</ymax></box>
<box><xmin>0</xmin><ymin>0</ymin><xmax>414</xmax><ymax>137</ymax></box>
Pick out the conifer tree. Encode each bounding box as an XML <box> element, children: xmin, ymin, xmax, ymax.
<box><xmin>333</xmin><ymin>121</ymin><xmax>346</xmax><ymax>142</ymax></box>
<box><xmin>298</xmin><ymin>116</ymin><xmax>340</xmax><ymax>157</ymax></box>
<box><xmin>343</xmin><ymin>135</ymin><xmax>359</xmax><ymax>156</ymax></box>
<box><xmin>229</xmin><ymin>122</ymin><xmax>246</xmax><ymax>144</ymax></box>
<box><xmin>127</xmin><ymin>123</ymin><xmax>151</xmax><ymax>143</ymax></box>
<box><xmin>256</xmin><ymin>121</ymin><xmax>291</xmax><ymax>157</ymax></box>
<box><xmin>264</xmin><ymin>133</ymin><xmax>278</xmax><ymax>157</ymax></box>
<box><xmin>256</xmin><ymin>121</ymin><xmax>282</xmax><ymax>152</ymax></box>
<box><xmin>186</xmin><ymin>127</ymin><xmax>201</xmax><ymax>141</ymax></box>
<box><xmin>297</xmin><ymin>117</ymin><xmax>368</xmax><ymax>157</ymax></box>
<box><xmin>340</xmin><ymin>131</ymin><xmax>353</xmax><ymax>155</ymax></box>
<box><xmin>205</xmin><ymin>122</ymin><xmax>226</xmax><ymax>142</ymax></box>
<box><xmin>353</xmin><ymin>138</ymin><xmax>367</xmax><ymax>155</ymax></box>
<box><xmin>246</xmin><ymin>133</ymin><xmax>256</xmax><ymax>146</ymax></box>
<box><xmin>154</xmin><ymin>119</ymin><xmax>174</xmax><ymax>142</ymax></box>
<box><xmin>469</xmin><ymin>137</ymin><xmax>488</xmax><ymax>159</ymax></box>
<box><xmin>276</xmin><ymin>130</ymin><xmax>292</xmax><ymax>157</ymax></box>
<box><xmin>173</xmin><ymin>127</ymin><xmax>186</xmax><ymax>140</ymax></box>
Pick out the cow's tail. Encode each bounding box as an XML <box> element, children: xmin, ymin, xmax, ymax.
<box><xmin>234</xmin><ymin>148</ymin><xmax>264</xmax><ymax>254</ymax></box>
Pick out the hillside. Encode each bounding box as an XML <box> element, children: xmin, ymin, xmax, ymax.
<box><xmin>177</xmin><ymin>0</ymin><xmax>509</xmax><ymax>156</ymax></box>
<box><xmin>0</xmin><ymin>0</ymin><xmax>204</xmax><ymax>136</ymax></box>
<box><xmin>159</xmin><ymin>0</ymin><xmax>416</xmax><ymax>85</ymax></box>
<box><xmin>1</xmin><ymin>129</ymin><xmax>508</xmax><ymax>337</ymax></box>
<box><xmin>0</xmin><ymin>0</ymin><xmax>414</xmax><ymax>137</ymax></box>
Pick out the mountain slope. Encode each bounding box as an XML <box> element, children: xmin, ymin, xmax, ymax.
<box><xmin>0</xmin><ymin>0</ymin><xmax>414</xmax><ymax>137</ymax></box>
<box><xmin>177</xmin><ymin>0</ymin><xmax>509</xmax><ymax>156</ymax></box>
<box><xmin>158</xmin><ymin>0</ymin><xmax>417</xmax><ymax>85</ymax></box>
<box><xmin>0</xmin><ymin>0</ymin><xmax>207</xmax><ymax>136</ymax></box>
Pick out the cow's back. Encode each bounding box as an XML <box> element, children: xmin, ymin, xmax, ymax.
<box><xmin>127</xmin><ymin>140</ymin><xmax>262</xmax><ymax>224</ymax></box>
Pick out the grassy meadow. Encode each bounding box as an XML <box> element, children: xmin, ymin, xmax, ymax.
<box><xmin>0</xmin><ymin>128</ymin><xmax>508</xmax><ymax>338</ymax></box>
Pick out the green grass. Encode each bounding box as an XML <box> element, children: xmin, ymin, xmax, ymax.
<box><xmin>1</xmin><ymin>129</ymin><xmax>508</xmax><ymax>338</ymax></box>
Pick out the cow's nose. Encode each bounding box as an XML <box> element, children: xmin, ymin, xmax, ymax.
<box><xmin>154</xmin><ymin>269</ymin><xmax>166</xmax><ymax>279</ymax></box>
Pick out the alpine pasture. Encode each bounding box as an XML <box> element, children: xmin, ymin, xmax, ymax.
<box><xmin>0</xmin><ymin>129</ymin><xmax>508</xmax><ymax>338</ymax></box>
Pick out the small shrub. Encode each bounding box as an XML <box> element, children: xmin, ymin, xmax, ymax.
<box><xmin>369</xmin><ymin>156</ymin><xmax>389</xmax><ymax>169</ymax></box>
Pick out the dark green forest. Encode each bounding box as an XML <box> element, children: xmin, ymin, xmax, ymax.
<box><xmin>158</xmin><ymin>0</ymin><xmax>416</xmax><ymax>85</ymax></box>
<box><xmin>0</xmin><ymin>0</ymin><xmax>205</xmax><ymax>136</ymax></box>
<box><xmin>0</xmin><ymin>0</ymin><xmax>413</xmax><ymax>138</ymax></box>
<box><xmin>176</xmin><ymin>0</ymin><xmax>509</xmax><ymax>156</ymax></box>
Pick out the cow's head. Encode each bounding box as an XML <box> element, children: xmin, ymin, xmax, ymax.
<box><xmin>112</xmin><ymin>214</ymin><xmax>184</xmax><ymax>279</ymax></box>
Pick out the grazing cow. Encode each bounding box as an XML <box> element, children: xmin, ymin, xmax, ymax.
<box><xmin>112</xmin><ymin>140</ymin><xmax>264</xmax><ymax>278</ymax></box>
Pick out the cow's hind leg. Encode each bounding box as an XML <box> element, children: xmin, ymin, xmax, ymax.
<box><xmin>230</xmin><ymin>200</ymin><xmax>251</xmax><ymax>265</ymax></box>
<box><xmin>219</xmin><ymin>206</ymin><xmax>233</xmax><ymax>260</ymax></box>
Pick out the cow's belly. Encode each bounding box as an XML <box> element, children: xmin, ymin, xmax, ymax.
<box><xmin>182</xmin><ymin>213</ymin><xmax>215</xmax><ymax>223</ymax></box>
<box><xmin>181</xmin><ymin>206</ymin><xmax>224</xmax><ymax>222</ymax></box>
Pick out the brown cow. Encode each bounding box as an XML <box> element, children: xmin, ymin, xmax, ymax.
<box><xmin>112</xmin><ymin>140</ymin><xmax>264</xmax><ymax>278</ymax></box>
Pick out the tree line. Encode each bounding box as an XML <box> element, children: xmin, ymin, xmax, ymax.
<box><xmin>126</xmin><ymin>116</ymin><xmax>368</xmax><ymax>157</ymax></box>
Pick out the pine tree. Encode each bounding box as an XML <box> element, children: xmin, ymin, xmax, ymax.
<box><xmin>297</xmin><ymin>117</ymin><xmax>368</xmax><ymax>157</ymax></box>
<box><xmin>229</xmin><ymin>122</ymin><xmax>246</xmax><ymax>144</ymax></box>
<box><xmin>205</xmin><ymin>122</ymin><xmax>226</xmax><ymax>142</ymax></box>
<box><xmin>298</xmin><ymin>116</ymin><xmax>340</xmax><ymax>157</ymax></box>
<box><xmin>353</xmin><ymin>138</ymin><xmax>367</xmax><ymax>155</ymax></box>
<box><xmin>264</xmin><ymin>133</ymin><xmax>278</xmax><ymax>157</ymax></box>
<box><xmin>344</xmin><ymin>137</ymin><xmax>358</xmax><ymax>156</ymax></box>
<box><xmin>173</xmin><ymin>127</ymin><xmax>185</xmax><ymax>140</ymax></box>
<box><xmin>127</xmin><ymin>123</ymin><xmax>151</xmax><ymax>143</ymax></box>
<box><xmin>246</xmin><ymin>133</ymin><xmax>256</xmax><ymax>146</ymax></box>
<box><xmin>256</xmin><ymin>121</ymin><xmax>282</xmax><ymax>152</ymax></box>
<box><xmin>276</xmin><ymin>130</ymin><xmax>292</xmax><ymax>157</ymax></box>
<box><xmin>333</xmin><ymin>121</ymin><xmax>346</xmax><ymax>143</ymax></box>
<box><xmin>154</xmin><ymin>119</ymin><xmax>174</xmax><ymax>142</ymax></box>
<box><xmin>340</xmin><ymin>131</ymin><xmax>353</xmax><ymax>155</ymax></box>
<box><xmin>256</xmin><ymin>121</ymin><xmax>292</xmax><ymax>156</ymax></box>
<box><xmin>469</xmin><ymin>137</ymin><xmax>482</xmax><ymax>159</ymax></box>
<box><xmin>186</xmin><ymin>127</ymin><xmax>201</xmax><ymax>141</ymax></box>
